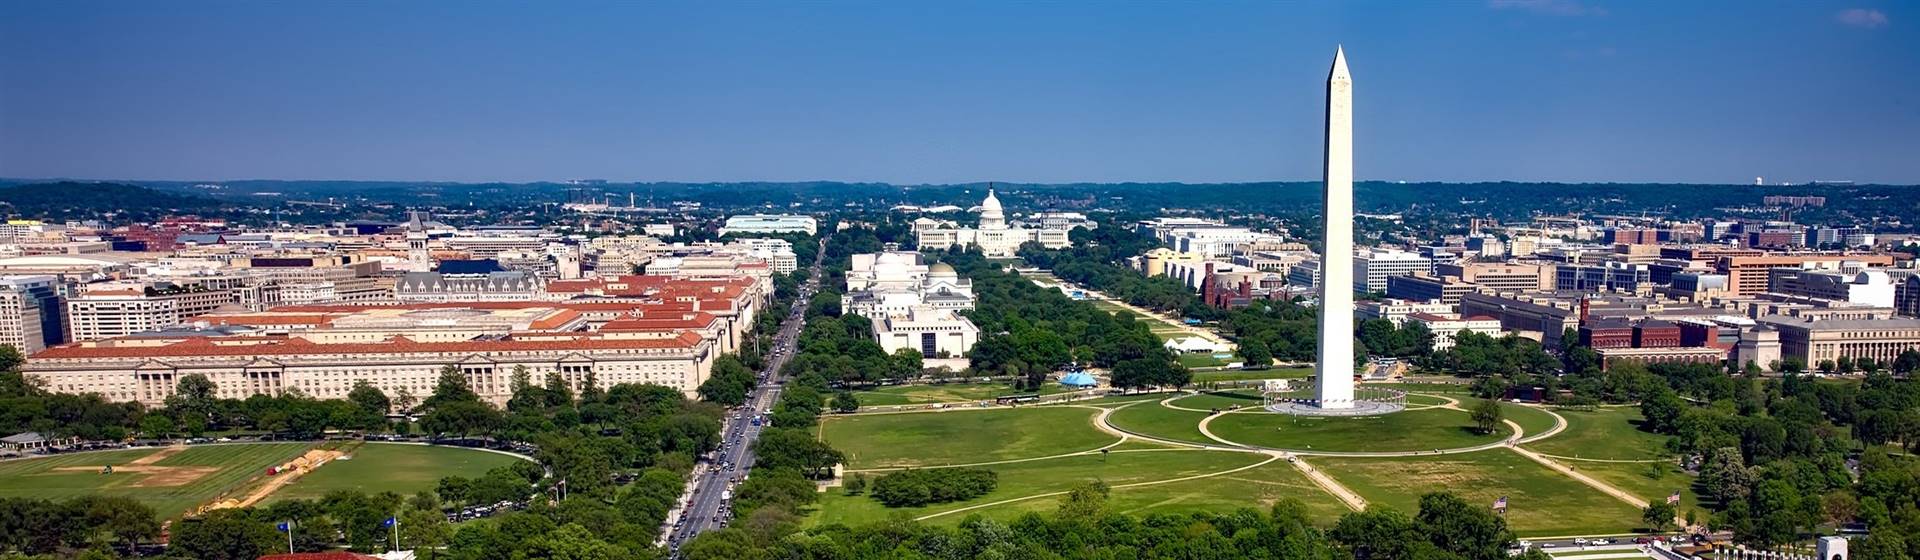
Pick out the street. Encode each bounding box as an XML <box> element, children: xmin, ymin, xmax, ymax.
<box><xmin>662</xmin><ymin>242</ymin><xmax>823</xmax><ymax>553</ymax></box>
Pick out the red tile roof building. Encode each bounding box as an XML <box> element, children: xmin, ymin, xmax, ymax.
<box><xmin>23</xmin><ymin>273</ymin><xmax>769</xmax><ymax>408</ymax></box>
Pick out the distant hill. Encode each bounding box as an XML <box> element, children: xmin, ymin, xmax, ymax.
<box><xmin>0</xmin><ymin>181</ymin><xmax>228</xmax><ymax>221</ymax></box>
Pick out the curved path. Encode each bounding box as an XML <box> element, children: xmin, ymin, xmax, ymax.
<box><xmin>830</xmin><ymin>392</ymin><xmax>1651</xmax><ymax>523</ymax></box>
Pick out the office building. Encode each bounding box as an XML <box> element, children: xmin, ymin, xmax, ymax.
<box><xmin>1353</xmin><ymin>248</ymin><xmax>1431</xmax><ymax>294</ymax></box>
<box><xmin>720</xmin><ymin>214</ymin><xmax>817</xmax><ymax>236</ymax></box>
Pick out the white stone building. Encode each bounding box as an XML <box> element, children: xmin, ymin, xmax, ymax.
<box><xmin>912</xmin><ymin>190</ymin><xmax>1071</xmax><ymax>257</ymax></box>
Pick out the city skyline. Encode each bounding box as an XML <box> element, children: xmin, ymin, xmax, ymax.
<box><xmin>2</xmin><ymin>2</ymin><xmax>1916</xmax><ymax>185</ymax></box>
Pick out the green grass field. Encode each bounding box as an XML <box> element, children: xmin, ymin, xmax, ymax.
<box><xmin>823</xmin><ymin>407</ymin><xmax>1119</xmax><ymax>469</ymax></box>
<box><xmin>1057</xmin><ymin>393</ymin><xmax>1176</xmax><ymax>408</ymax></box>
<box><xmin>1563</xmin><ymin>459</ymin><xmax>1702</xmax><ymax>513</ymax></box>
<box><xmin>0</xmin><ymin>443</ymin><xmax>312</xmax><ymax>519</ymax></box>
<box><xmin>266</xmin><ymin>443</ymin><xmax>526</xmax><ymax>503</ymax></box>
<box><xmin>1170</xmin><ymin>390</ymin><xmax>1264</xmax><ymax>411</ymax></box>
<box><xmin>1451</xmin><ymin>398</ymin><xmax>1563</xmax><ymax>440</ymax></box>
<box><xmin>809</xmin><ymin>449</ymin><xmax>1278</xmax><ymax>526</ymax></box>
<box><xmin>1107</xmin><ymin>402</ymin><xmax>1215</xmax><ymax>444</ymax></box>
<box><xmin>1313</xmin><ymin>450</ymin><xmax>1645</xmax><ymax>537</ymax></box>
<box><xmin>930</xmin><ymin>454</ymin><xmax>1354</xmax><ymax>524</ymax></box>
<box><xmin>1522</xmin><ymin>407</ymin><xmax>1673</xmax><ymax>461</ymax></box>
<box><xmin>1207</xmin><ymin>407</ymin><xmax>1508</xmax><ymax>452</ymax></box>
<box><xmin>1192</xmin><ymin>368</ymin><xmax>1313</xmax><ymax>383</ymax></box>
<box><xmin>850</xmin><ymin>382</ymin><xmax>1045</xmax><ymax>406</ymax></box>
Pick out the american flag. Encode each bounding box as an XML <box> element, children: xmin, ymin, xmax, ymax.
<box><xmin>1493</xmin><ymin>496</ymin><xmax>1508</xmax><ymax>510</ymax></box>
<box><xmin>1667</xmin><ymin>491</ymin><xmax>1681</xmax><ymax>505</ymax></box>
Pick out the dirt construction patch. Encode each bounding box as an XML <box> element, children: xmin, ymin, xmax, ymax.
<box><xmin>207</xmin><ymin>448</ymin><xmax>347</xmax><ymax>511</ymax></box>
<box><xmin>49</xmin><ymin>445</ymin><xmax>218</xmax><ymax>488</ymax></box>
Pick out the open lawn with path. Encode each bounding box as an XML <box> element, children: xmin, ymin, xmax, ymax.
<box><xmin>0</xmin><ymin>443</ymin><xmax>313</xmax><ymax>519</ymax></box>
<box><xmin>1562</xmin><ymin>459</ymin><xmax>1702</xmax><ymax>513</ymax></box>
<box><xmin>265</xmin><ymin>443</ymin><xmax>527</xmax><ymax>503</ymax></box>
<box><xmin>1312</xmin><ymin>450</ymin><xmax>1645</xmax><ymax>537</ymax></box>
<box><xmin>809</xmin><ymin>449</ymin><xmax>1275</xmax><ymax>526</ymax></box>
<box><xmin>934</xmin><ymin>455</ymin><xmax>1353</xmax><ymax>524</ymax></box>
<box><xmin>1207</xmin><ymin>407</ymin><xmax>1509</xmax><ymax>453</ymax></box>
<box><xmin>823</xmin><ymin>406</ymin><xmax>1118</xmax><ymax>469</ymax></box>
<box><xmin>1522</xmin><ymin>407</ymin><xmax>1673</xmax><ymax>461</ymax></box>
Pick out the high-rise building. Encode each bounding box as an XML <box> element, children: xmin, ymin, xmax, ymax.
<box><xmin>1352</xmin><ymin>248</ymin><xmax>1431</xmax><ymax>294</ymax></box>
<box><xmin>0</xmin><ymin>276</ymin><xmax>64</xmax><ymax>353</ymax></box>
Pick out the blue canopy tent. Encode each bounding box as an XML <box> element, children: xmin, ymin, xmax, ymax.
<box><xmin>1059</xmin><ymin>372</ymin><xmax>1098</xmax><ymax>388</ymax></box>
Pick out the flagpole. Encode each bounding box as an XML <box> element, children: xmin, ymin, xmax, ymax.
<box><xmin>286</xmin><ymin>520</ymin><xmax>294</xmax><ymax>553</ymax></box>
<box><xmin>391</xmin><ymin>512</ymin><xmax>399</xmax><ymax>552</ymax></box>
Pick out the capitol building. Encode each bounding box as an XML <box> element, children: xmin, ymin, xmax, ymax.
<box><xmin>912</xmin><ymin>189</ymin><xmax>1072</xmax><ymax>257</ymax></box>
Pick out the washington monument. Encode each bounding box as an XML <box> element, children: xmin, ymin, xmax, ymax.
<box><xmin>1314</xmin><ymin>46</ymin><xmax>1356</xmax><ymax>409</ymax></box>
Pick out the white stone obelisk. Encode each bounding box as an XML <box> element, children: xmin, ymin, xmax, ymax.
<box><xmin>1315</xmin><ymin>46</ymin><xmax>1356</xmax><ymax>409</ymax></box>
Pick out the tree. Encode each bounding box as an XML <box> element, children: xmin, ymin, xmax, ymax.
<box><xmin>425</xmin><ymin>364</ymin><xmax>478</xmax><ymax>409</ymax></box>
<box><xmin>1640</xmin><ymin>388</ymin><xmax>1685</xmax><ymax>434</ymax></box>
<box><xmin>167</xmin><ymin>373</ymin><xmax>220</xmax><ymax>426</ymax></box>
<box><xmin>542</xmin><ymin>370</ymin><xmax>574</xmax><ymax>408</ymax></box>
<box><xmin>77</xmin><ymin>495</ymin><xmax>160</xmax><ymax>553</ymax></box>
<box><xmin>399</xmin><ymin>505</ymin><xmax>452</xmax><ymax>556</ymax></box>
<box><xmin>1331</xmin><ymin>507</ymin><xmax>1423</xmax><ymax>560</ymax></box>
<box><xmin>830</xmin><ymin>391</ymin><xmax>859</xmax><ymax>414</ymax></box>
<box><xmin>1471</xmin><ymin>398</ymin><xmax>1504</xmax><ymax>434</ymax></box>
<box><xmin>752</xmin><ymin>428</ymin><xmax>843</xmax><ymax>478</ymax></box>
<box><xmin>139</xmin><ymin>414</ymin><xmax>176</xmax><ymax>439</ymax></box>
<box><xmin>1642</xmin><ymin>502</ymin><xmax>1676</xmax><ymax>532</ymax></box>
<box><xmin>1239</xmin><ymin>338</ymin><xmax>1274</xmax><ymax>369</ymax></box>
<box><xmin>697</xmin><ymin>355</ymin><xmax>755</xmax><ymax>406</ymax></box>
<box><xmin>169</xmin><ymin>509</ymin><xmax>280</xmax><ymax>560</ymax></box>
<box><xmin>347</xmin><ymin>381</ymin><xmax>390</xmax><ymax>415</ymax></box>
<box><xmin>393</xmin><ymin>387</ymin><xmax>418</xmax><ymax>413</ymax></box>
<box><xmin>1415</xmin><ymin>492</ymin><xmax>1514</xmax><ymax>560</ymax></box>
<box><xmin>1894</xmin><ymin>349</ymin><xmax>1920</xmax><ymax>374</ymax></box>
<box><xmin>421</xmin><ymin>400</ymin><xmax>501</xmax><ymax>437</ymax></box>
<box><xmin>1055</xmin><ymin>480</ymin><xmax>1110</xmax><ymax>521</ymax></box>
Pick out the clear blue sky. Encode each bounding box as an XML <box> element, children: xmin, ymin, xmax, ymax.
<box><xmin>2</xmin><ymin>1</ymin><xmax>1915</xmax><ymax>185</ymax></box>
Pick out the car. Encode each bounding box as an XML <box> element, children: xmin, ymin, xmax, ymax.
<box><xmin>1591</xmin><ymin>538</ymin><xmax>1612</xmax><ymax>545</ymax></box>
<box><xmin>1633</xmin><ymin>537</ymin><xmax>1652</xmax><ymax>545</ymax></box>
<box><xmin>1540</xmin><ymin>543</ymin><xmax>1556</xmax><ymax>549</ymax></box>
<box><xmin>1573</xmin><ymin>538</ymin><xmax>1588</xmax><ymax>546</ymax></box>
<box><xmin>1516</xmin><ymin>540</ymin><xmax>1531</xmax><ymax>549</ymax></box>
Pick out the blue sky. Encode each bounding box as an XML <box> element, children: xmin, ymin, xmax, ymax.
<box><xmin>2</xmin><ymin>1</ymin><xmax>1915</xmax><ymax>185</ymax></box>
